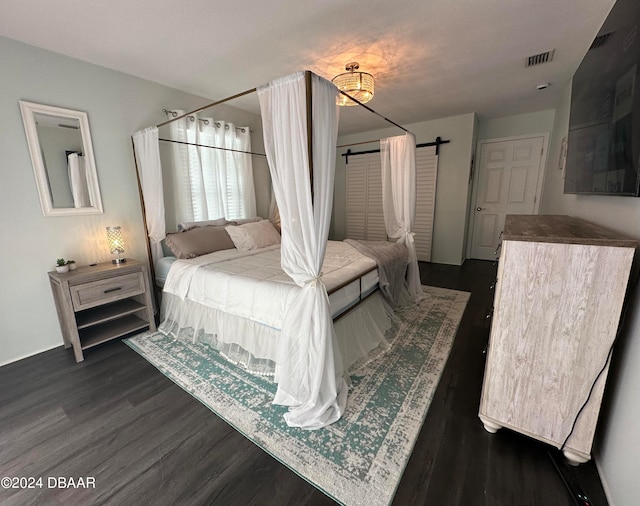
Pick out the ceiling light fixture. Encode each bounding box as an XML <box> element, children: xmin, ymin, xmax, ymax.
<box><xmin>332</xmin><ymin>62</ymin><xmax>374</xmax><ymax>106</ymax></box>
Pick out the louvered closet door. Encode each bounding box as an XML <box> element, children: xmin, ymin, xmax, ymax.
<box><xmin>366</xmin><ymin>155</ymin><xmax>386</xmax><ymax>240</ymax></box>
<box><xmin>414</xmin><ymin>146</ymin><xmax>438</xmax><ymax>262</ymax></box>
<box><xmin>346</xmin><ymin>153</ymin><xmax>387</xmax><ymax>240</ymax></box>
<box><xmin>345</xmin><ymin>147</ymin><xmax>438</xmax><ymax>259</ymax></box>
<box><xmin>345</xmin><ymin>155</ymin><xmax>367</xmax><ymax>239</ymax></box>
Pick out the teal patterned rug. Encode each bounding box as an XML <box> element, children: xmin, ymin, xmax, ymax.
<box><xmin>125</xmin><ymin>285</ymin><xmax>469</xmax><ymax>506</ymax></box>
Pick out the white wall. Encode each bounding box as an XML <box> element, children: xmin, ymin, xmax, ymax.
<box><xmin>0</xmin><ymin>36</ymin><xmax>266</xmax><ymax>365</ymax></box>
<box><xmin>477</xmin><ymin>109</ymin><xmax>556</xmax><ymax>142</ymax></box>
<box><xmin>333</xmin><ymin>113</ymin><xmax>477</xmax><ymax>265</ymax></box>
<box><xmin>541</xmin><ymin>80</ymin><xmax>640</xmax><ymax>506</ymax></box>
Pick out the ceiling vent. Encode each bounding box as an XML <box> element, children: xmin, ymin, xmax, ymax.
<box><xmin>525</xmin><ymin>50</ymin><xmax>555</xmax><ymax>68</ymax></box>
<box><xmin>590</xmin><ymin>32</ymin><xmax>612</xmax><ymax>50</ymax></box>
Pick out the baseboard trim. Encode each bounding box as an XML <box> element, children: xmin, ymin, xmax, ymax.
<box><xmin>0</xmin><ymin>343</ymin><xmax>64</xmax><ymax>367</ymax></box>
<box><xmin>594</xmin><ymin>452</ymin><xmax>615</xmax><ymax>506</ymax></box>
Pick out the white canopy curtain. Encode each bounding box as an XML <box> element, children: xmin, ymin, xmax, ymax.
<box><xmin>268</xmin><ymin>188</ymin><xmax>281</xmax><ymax>229</ymax></box>
<box><xmin>258</xmin><ymin>71</ymin><xmax>345</xmax><ymax>429</ymax></box>
<box><xmin>67</xmin><ymin>153</ymin><xmax>91</xmax><ymax>208</ymax></box>
<box><xmin>132</xmin><ymin>127</ymin><xmax>166</xmax><ymax>266</ymax></box>
<box><xmin>166</xmin><ymin>110</ymin><xmax>256</xmax><ymax>224</ymax></box>
<box><xmin>380</xmin><ymin>133</ymin><xmax>423</xmax><ymax>299</ymax></box>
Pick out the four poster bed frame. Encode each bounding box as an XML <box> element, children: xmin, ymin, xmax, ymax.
<box><xmin>132</xmin><ymin>70</ymin><xmax>417</xmax><ymax>429</ymax></box>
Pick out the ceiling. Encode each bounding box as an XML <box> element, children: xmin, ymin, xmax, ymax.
<box><xmin>0</xmin><ymin>0</ymin><xmax>616</xmax><ymax>135</ymax></box>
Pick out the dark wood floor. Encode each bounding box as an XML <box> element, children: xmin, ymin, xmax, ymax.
<box><xmin>0</xmin><ymin>260</ymin><xmax>609</xmax><ymax>505</ymax></box>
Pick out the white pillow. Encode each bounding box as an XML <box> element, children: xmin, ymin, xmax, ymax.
<box><xmin>225</xmin><ymin>220</ymin><xmax>281</xmax><ymax>251</ymax></box>
<box><xmin>233</xmin><ymin>217</ymin><xmax>264</xmax><ymax>225</ymax></box>
<box><xmin>177</xmin><ymin>218</ymin><xmax>230</xmax><ymax>231</ymax></box>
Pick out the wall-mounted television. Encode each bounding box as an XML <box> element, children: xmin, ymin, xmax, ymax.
<box><xmin>564</xmin><ymin>0</ymin><xmax>640</xmax><ymax>196</ymax></box>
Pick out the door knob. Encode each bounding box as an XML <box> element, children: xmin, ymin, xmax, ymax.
<box><xmin>476</xmin><ymin>207</ymin><xmax>484</xmax><ymax>211</ymax></box>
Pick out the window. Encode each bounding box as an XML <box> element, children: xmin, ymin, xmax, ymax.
<box><xmin>168</xmin><ymin>113</ymin><xmax>256</xmax><ymax>224</ymax></box>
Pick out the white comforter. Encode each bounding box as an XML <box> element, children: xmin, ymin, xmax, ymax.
<box><xmin>163</xmin><ymin>240</ymin><xmax>376</xmax><ymax>331</ymax></box>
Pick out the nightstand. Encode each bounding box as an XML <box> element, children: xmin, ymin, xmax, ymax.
<box><xmin>48</xmin><ymin>259</ymin><xmax>157</xmax><ymax>362</ymax></box>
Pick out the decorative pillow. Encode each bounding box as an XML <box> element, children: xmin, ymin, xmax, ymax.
<box><xmin>177</xmin><ymin>217</ymin><xmax>262</xmax><ymax>231</ymax></box>
<box><xmin>177</xmin><ymin>218</ymin><xmax>231</xmax><ymax>231</ymax></box>
<box><xmin>164</xmin><ymin>226</ymin><xmax>235</xmax><ymax>259</ymax></box>
<box><xmin>233</xmin><ymin>217</ymin><xmax>263</xmax><ymax>225</ymax></box>
<box><xmin>225</xmin><ymin>220</ymin><xmax>281</xmax><ymax>251</ymax></box>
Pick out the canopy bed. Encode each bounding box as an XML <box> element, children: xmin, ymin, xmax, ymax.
<box><xmin>132</xmin><ymin>70</ymin><xmax>422</xmax><ymax>429</ymax></box>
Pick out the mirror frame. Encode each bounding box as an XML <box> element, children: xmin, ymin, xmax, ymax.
<box><xmin>19</xmin><ymin>100</ymin><xmax>104</xmax><ymax>216</ymax></box>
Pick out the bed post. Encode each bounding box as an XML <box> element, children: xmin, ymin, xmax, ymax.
<box><xmin>305</xmin><ymin>70</ymin><xmax>314</xmax><ymax>199</ymax></box>
<box><xmin>131</xmin><ymin>136</ymin><xmax>161</xmax><ymax>324</ymax></box>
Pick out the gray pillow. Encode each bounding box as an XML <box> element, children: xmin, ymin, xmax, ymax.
<box><xmin>164</xmin><ymin>226</ymin><xmax>235</xmax><ymax>259</ymax></box>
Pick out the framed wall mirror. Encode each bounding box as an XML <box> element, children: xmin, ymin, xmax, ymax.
<box><xmin>19</xmin><ymin>101</ymin><xmax>103</xmax><ymax>216</ymax></box>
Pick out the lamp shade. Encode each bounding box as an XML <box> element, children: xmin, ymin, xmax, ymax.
<box><xmin>332</xmin><ymin>62</ymin><xmax>374</xmax><ymax>106</ymax></box>
<box><xmin>106</xmin><ymin>226</ymin><xmax>126</xmax><ymax>264</ymax></box>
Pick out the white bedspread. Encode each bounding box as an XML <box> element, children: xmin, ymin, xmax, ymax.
<box><xmin>163</xmin><ymin>240</ymin><xmax>376</xmax><ymax>331</ymax></box>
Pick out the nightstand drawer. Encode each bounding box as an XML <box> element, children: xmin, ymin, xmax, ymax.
<box><xmin>70</xmin><ymin>272</ymin><xmax>145</xmax><ymax>311</ymax></box>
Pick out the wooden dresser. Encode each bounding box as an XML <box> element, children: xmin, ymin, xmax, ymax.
<box><xmin>49</xmin><ymin>259</ymin><xmax>156</xmax><ymax>362</ymax></box>
<box><xmin>478</xmin><ymin>215</ymin><xmax>636</xmax><ymax>464</ymax></box>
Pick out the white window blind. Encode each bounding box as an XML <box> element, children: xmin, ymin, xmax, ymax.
<box><xmin>345</xmin><ymin>145</ymin><xmax>438</xmax><ymax>261</ymax></box>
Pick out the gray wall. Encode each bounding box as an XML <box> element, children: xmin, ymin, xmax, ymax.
<box><xmin>334</xmin><ymin>113</ymin><xmax>477</xmax><ymax>265</ymax></box>
<box><xmin>540</xmin><ymin>80</ymin><xmax>640</xmax><ymax>506</ymax></box>
<box><xmin>0</xmin><ymin>36</ymin><xmax>266</xmax><ymax>365</ymax></box>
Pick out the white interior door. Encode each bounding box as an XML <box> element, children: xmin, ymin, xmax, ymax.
<box><xmin>470</xmin><ymin>136</ymin><xmax>545</xmax><ymax>260</ymax></box>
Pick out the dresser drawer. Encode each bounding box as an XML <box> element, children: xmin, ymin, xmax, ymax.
<box><xmin>70</xmin><ymin>272</ymin><xmax>145</xmax><ymax>311</ymax></box>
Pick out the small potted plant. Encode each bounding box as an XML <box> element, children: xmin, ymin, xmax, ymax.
<box><xmin>56</xmin><ymin>258</ymin><xmax>69</xmax><ymax>273</ymax></box>
<box><xmin>67</xmin><ymin>260</ymin><xmax>77</xmax><ymax>271</ymax></box>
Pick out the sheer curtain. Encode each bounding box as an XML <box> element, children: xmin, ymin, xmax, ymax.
<box><xmin>380</xmin><ymin>133</ymin><xmax>423</xmax><ymax>299</ymax></box>
<box><xmin>258</xmin><ymin>71</ymin><xmax>345</xmax><ymax>429</ymax></box>
<box><xmin>268</xmin><ymin>188</ymin><xmax>281</xmax><ymax>230</ymax></box>
<box><xmin>166</xmin><ymin>110</ymin><xmax>256</xmax><ymax>224</ymax></box>
<box><xmin>132</xmin><ymin>127</ymin><xmax>165</xmax><ymax>266</ymax></box>
<box><xmin>67</xmin><ymin>153</ymin><xmax>91</xmax><ymax>208</ymax></box>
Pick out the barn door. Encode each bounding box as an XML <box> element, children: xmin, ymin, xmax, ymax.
<box><xmin>345</xmin><ymin>146</ymin><xmax>438</xmax><ymax>261</ymax></box>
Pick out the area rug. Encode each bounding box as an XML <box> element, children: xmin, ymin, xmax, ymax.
<box><xmin>125</xmin><ymin>285</ymin><xmax>469</xmax><ymax>506</ymax></box>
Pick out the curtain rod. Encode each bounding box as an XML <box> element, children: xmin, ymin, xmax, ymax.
<box><xmin>162</xmin><ymin>109</ymin><xmax>251</xmax><ymax>133</ymax></box>
<box><xmin>341</xmin><ymin>136</ymin><xmax>450</xmax><ymax>163</ymax></box>
<box><xmin>158</xmin><ymin>137</ymin><xmax>267</xmax><ymax>157</ymax></box>
<box><xmin>156</xmin><ymin>87</ymin><xmax>257</xmax><ymax>128</ymax></box>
